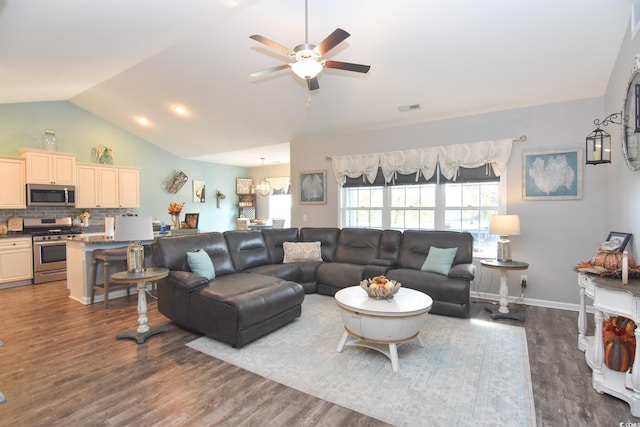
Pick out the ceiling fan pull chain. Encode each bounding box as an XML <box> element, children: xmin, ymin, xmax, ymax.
<box><xmin>306</xmin><ymin>91</ymin><xmax>312</xmax><ymax>109</ymax></box>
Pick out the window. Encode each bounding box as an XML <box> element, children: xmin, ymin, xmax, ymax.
<box><xmin>340</xmin><ymin>168</ymin><xmax>504</xmax><ymax>258</ymax></box>
<box><xmin>269</xmin><ymin>194</ymin><xmax>291</xmax><ymax>227</ymax></box>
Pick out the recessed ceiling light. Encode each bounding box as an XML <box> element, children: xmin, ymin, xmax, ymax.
<box><xmin>135</xmin><ymin>116</ymin><xmax>151</xmax><ymax>126</ymax></box>
<box><xmin>172</xmin><ymin>105</ymin><xmax>189</xmax><ymax>116</ymax></box>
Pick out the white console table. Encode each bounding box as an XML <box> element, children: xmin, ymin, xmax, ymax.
<box><xmin>577</xmin><ymin>272</ymin><xmax>640</xmax><ymax>416</ymax></box>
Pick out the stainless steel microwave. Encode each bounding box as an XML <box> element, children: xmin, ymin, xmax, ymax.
<box><xmin>26</xmin><ymin>184</ymin><xmax>76</xmax><ymax>207</ymax></box>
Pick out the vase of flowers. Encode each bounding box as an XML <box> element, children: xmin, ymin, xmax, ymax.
<box><xmin>168</xmin><ymin>201</ymin><xmax>185</xmax><ymax>229</ymax></box>
<box><xmin>80</xmin><ymin>210</ymin><xmax>92</xmax><ymax>228</ymax></box>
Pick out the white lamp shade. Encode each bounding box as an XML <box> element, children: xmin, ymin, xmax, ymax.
<box><xmin>489</xmin><ymin>215</ymin><xmax>521</xmax><ymax>236</ymax></box>
<box><xmin>291</xmin><ymin>60</ymin><xmax>323</xmax><ymax>79</ymax></box>
<box><xmin>114</xmin><ymin>216</ymin><xmax>154</xmax><ymax>242</ymax></box>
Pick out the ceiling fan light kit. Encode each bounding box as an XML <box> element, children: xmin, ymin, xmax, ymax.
<box><xmin>291</xmin><ymin>59</ymin><xmax>323</xmax><ymax>79</ymax></box>
<box><xmin>249</xmin><ymin>0</ymin><xmax>370</xmax><ymax>92</ymax></box>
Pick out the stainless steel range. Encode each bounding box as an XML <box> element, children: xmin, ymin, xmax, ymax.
<box><xmin>23</xmin><ymin>217</ymin><xmax>83</xmax><ymax>284</ymax></box>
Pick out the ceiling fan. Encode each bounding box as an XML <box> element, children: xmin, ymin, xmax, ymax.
<box><xmin>249</xmin><ymin>0</ymin><xmax>370</xmax><ymax>91</ymax></box>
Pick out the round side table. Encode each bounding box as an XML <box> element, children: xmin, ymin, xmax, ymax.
<box><xmin>480</xmin><ymin>259</ymin><xmax>528</xmax><ymax>322</ymax></box>
<box><xmin>111</xmin><ymin>267</ymin><xmax>169</xmax><ymax>344</ymax></box>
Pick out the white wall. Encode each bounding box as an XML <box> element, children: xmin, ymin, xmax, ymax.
<box><xmin>290</xmin><ymin>97</ymin><xmax>607</xmax><ymax>306</ymax></box>
<box><xmin>604</xmin><ymin>23</ymin><xmax>640</xmax><ymax>259</ymax></box>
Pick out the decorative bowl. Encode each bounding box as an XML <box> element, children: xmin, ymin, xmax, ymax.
<box><xmin>360</xmin><ymin>276</ymin><xmax>401</xmax><ymax>299</ymax></box>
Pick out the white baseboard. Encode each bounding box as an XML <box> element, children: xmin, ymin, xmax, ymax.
<box><xmin>470</xmin><ymin>290</ymin><xmax>594</xmax><ymax>313</ymax></box>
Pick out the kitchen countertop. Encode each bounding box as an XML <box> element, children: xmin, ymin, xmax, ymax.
<box><xmin>0</xmin><ymin>232</ymin><xmax>31</xmax><ymax>239</ymax></box>
<box><xmin>67</xmin><ymin>229</ymin><xmax>199</xmax><ymax>245</ymax></box>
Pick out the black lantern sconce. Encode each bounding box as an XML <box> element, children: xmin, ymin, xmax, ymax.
<box><xmin>585</xmin><ymin>112</ymin><xmax>622</xmax><ymax>165</ymax></box>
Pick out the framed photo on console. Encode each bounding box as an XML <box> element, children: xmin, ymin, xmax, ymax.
<box><xmin>184</xmin><ymin>213</ymin><xmax>199</xmax><ymax>229</ymax></box>
<box><xmin>604</xmin><ymin>232</ymin><xmax>632</xmax><ymax>252</ymax></box>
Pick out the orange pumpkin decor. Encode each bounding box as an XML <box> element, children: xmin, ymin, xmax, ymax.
<box><xmin>603</xmin><ymin>316</ymin><xmax>637</xmax><ymax>372</ymax></box>
<box><xmin>590</xmin><ymin>251</ymin><xmax>637</xmax><ymax>270</ymax></box>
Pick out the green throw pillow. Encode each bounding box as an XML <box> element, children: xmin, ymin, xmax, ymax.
<box><xmin>187</xmin><ymin>249</ymin><xmax>215</xmax><ymax>280</ymax></box>
<box><xmin>421</xmin><ymin>247</ymin><xmax>458</xmax><ymax>276</ymax></box>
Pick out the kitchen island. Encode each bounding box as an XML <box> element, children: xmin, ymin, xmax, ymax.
<box><xmin>66</xmin><ymin>230</ymin><xmax>199</xmax><ymax>304</ymax></box>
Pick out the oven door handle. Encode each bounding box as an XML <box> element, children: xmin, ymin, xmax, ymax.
<box><xmin>64</xmin><ymin>188</ymin><xmax>69</xmax><ymax>205</ymax></box>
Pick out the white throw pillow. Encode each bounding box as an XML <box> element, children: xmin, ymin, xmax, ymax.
<box><xmin>283</xmin><ymin>241</ymin><xmax>323</xmax><ymax>263</ymax></box>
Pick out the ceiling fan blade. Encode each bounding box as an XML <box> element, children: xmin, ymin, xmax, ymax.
<box><xmin>250</xmin><ymin>34</ymin><xmax>294</xmax><ymax>56</ymax></box>
<box><xmin>250</xmin><ymin>64</ymin><xmax>291</xmax><ymax>78</ymax></box>
<box><xmin>324</xmin><ymin>60</ymin><xmax>371</xmax><ymax>74</ymax></box>
<box><xmin>307</xmin><ymin>77</ymin><xmax>320</xmax><ymax>91</ymax></box>
<box><xmin>315</xmin><ymin>28</ymin><xmax>350</xmax><ymax>56</ymax></box>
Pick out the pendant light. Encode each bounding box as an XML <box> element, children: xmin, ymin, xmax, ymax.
<box><xmin>255</xmin><ymin>157</ymin><xmax>272</xmax><ymax>196</ymax></box>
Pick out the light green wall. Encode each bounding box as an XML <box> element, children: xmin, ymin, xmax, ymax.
<box><xmin>0</xmin><ymin>101</ymin><xmax>247</xmax><ymax>232</ymax></box>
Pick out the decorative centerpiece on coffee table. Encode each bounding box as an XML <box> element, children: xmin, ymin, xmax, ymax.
<box><xmin>360</xmin><ymin>275</ymin><xmax>401</xmax><ymax>299</ymax></box>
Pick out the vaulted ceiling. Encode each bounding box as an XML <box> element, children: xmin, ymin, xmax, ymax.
<box><xmin>0</xmin><ymin>0</ymin><xmax>632</xmax><ymax>166</ymax></box>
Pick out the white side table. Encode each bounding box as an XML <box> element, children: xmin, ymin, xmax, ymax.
<box><xmin>480</xmin><ymin>259</ymin><xmax>528</xmax><ymax>322</ymax></box>
<box><xmin>334</xmin><ymin>286</ymin><xmax>433</xmax><ymax>372</ymax></box>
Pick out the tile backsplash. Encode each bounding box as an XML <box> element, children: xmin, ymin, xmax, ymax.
<box><xmin>0</xmin><ymin>207</ymin><xmax>137</xmax><ymax>233</ymax></box>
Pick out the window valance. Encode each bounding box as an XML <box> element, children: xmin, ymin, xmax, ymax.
<box><xmin>268</xmin><ymin>177</ymin><xmax>291</xmax><ymax>194</ymax></box>
<box><xmin>331</xmin><ymin>138</ymin><xmax>513</xmax><ymax>185</ymax></box>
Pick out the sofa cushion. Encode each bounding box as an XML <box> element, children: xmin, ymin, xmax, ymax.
<box><xmin>246</xmin><ymin>263</ymin><xmax>301</xmax><ymax>282</ymax></box>
<box><xmin>224</xmin><ymin>230</ymin><xmax>271</xmax><ymax>271</ymax></box>
<box><xmin>397</xmin><ymin>230</ymin><xmax>473</xmax><ymax>270</ymax></box>
<box><xmin>421</xmin><ymin>247</ymin><xmax>458</xmax><ymax>276</ymax></box>
<box><xmin>386</xmin><ymin>268</ymin><xmax>470</xmax><ymax>317</ymax></box>
<box><xmin>316</xmin><ymin>262</ymin><xmax>366</xmax><ymax>292</ymax></box>
<box><xmin>334</xmin><ymin>228</ymin><xmax>382</xmax><ymax>265</ymax></box>
<box><xmin>262</xmin><ymin>228</ymin><xmax>300</xmax><ymax>263</ymax></box>
<box><xmin>187</xmin><ymin>249</ymin><xmax>216</xmax><ymax>280</ymax></box>
<box><xmin>153</xmin><ymin>232</ymin><xmax>236</xmax><ymax>277</ymax></box>
<box><xmin>283</xmin><ymin>241</ymin><xmax>322</xmax><ymax>263</ymax></box>
<box><xmin>379</xmin><ymin>230</ymin><xmax>402</xmax><ymax>265</ymax></box>
<box><xmin>300</xmin><ymin>227</ymin><xmax>340</xmax><ymax>262</ymax></box>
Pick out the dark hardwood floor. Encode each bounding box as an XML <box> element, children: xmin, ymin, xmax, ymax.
<box><xmin>0</xmin><ymin>280</ymin><xmax>635</xmax><ymax>426</ymax></box>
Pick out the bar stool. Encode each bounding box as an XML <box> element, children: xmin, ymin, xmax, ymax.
<box><xmin>90</xmin><ymin>248</ymin><xmax>134</xmax><ymax>307</ymax></box>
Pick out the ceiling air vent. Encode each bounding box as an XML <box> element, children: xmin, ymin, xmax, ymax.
<box><xmin>398</xmin><ymin>103</ymin><xmax>421</xmax><ymax>112</ymax></box>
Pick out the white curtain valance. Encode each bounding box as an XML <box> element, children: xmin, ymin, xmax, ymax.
<box><xmin>267</xmin><ymin>177</ymin><xmax>290</xmax><ymax>194</ymax></box>
<box><xmin>331</xmin><ymin>138</ymin><xmax>513</xmax><ymax>185</ymax></box>
<box><xmin>331</xmin><ymin>153</ymin><xmax>380</xmax><ymax>185</ymax></box>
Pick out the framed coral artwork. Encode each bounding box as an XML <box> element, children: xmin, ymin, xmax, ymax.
<box><xmin>523</xmin><ymin>148</ymin><xmax>582</xmax><ymax>200</ymax></box>
<box><xmin>299</xmin><ymin>170</ymin><xmax>326</xmax><ymax>204</ymax></box>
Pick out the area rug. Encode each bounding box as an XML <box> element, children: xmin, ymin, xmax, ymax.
<box><xmin>187</xmin><ymin>294</ymin><xmax>536</xmax><ymax>427</ymax></box>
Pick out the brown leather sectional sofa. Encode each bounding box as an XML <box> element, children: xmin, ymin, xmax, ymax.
<box><xmin>151</xmin><ymin>227</ymin><xmax>475</xmax><ymax>348</ymax></box>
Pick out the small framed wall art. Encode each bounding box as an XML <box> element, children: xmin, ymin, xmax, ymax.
<box><xmin>236</xmin><ymin>178</ymin><xmax>253</xmax><ymax>195</ymax></box>
<box><xmin>523</xmin><ymin>148</ymin><xmax>582</xmax><ymax>200</ymax></box>
<box><xmin>299</xmin><ymin>170</ymin><xmax>326</xmax><ymax>205</ymax></box>
<box><xmin>193</xmin><ymin>180</ymin><xmax>206</xmax><ymax>203</ymax></box>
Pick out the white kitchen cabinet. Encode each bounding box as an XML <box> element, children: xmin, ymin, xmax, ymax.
<box><xmin>0</xmin><ymin>157</ymin><xmax>26</xmax><ymax>208</ymax></box>
<box><xmin>76</xmin><ymin>164</ymin><xmax>119</xmax><ymax>208</ymax></box>
<box><xmin>118</xmin><ymin>167</ymin><xmax>140</xmax><ymax>208</ymax></box>
<box><xmin>20</xmin><ymin>149</ymin><xmax>76</xmax><ymax>185</ymax></box>
<box><xmin>0</xmin><ymin>237</ymin><xmax>32</xmax><ymax>284</ymax></box>
<box><xmin>76</xmin><ymin>164</ymin><xmax>139</xmax><ymax>208</ymax></box>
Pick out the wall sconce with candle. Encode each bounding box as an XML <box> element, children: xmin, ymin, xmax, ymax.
<box><xmin>585</xmin><ymin>112</ymin><xmax>621</xmax><ymax>165</ymax></box>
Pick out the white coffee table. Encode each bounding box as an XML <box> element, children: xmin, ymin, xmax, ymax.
<box><xmin>334</xmin><ymin>286</ymin><xmax>433</xmax><ymax>372</ymax></box>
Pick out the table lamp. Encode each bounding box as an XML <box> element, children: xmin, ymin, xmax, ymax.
<box><xmin>489</xmin><ymin>214</ymin><xmax>520</xmax><ymax>262</ymax></box>
<box><xmin>114</xmin><ymin>215</ymin><xmax>154</xmax><ymax>273</ymax></box>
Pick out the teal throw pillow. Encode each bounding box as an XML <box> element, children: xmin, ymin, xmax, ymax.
<box><xmin>187</xmin><ymin>249</ymin><xmax>215</xmax><ymax>280</ymax></box>
<box><xmin>421</xmin><ymin>247</ymin><xmax>458</xmax><ymax>276</ymax></box>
